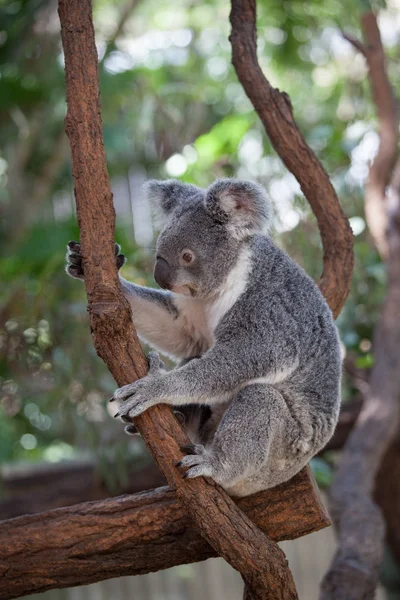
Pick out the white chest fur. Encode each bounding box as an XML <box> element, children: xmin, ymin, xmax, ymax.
<box><xmin>173</xmin><ymin>247</ymin><xmax>252</xmax><ymax>356</ymax></box>
<box><xmin>205</xmin><ymin>246</ymin><xmax>252</xmax><ymax>333</ymax></box>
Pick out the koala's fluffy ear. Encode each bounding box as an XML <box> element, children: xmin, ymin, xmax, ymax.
<box><xmin>204</xmin><ymin>179</ymin><xmax>273</xmax><ymax>237</ymax></box>
<box><xmin>143</xmin><ymin>179</ymin><xmax>202</xmax><ymax>227</ymax></box>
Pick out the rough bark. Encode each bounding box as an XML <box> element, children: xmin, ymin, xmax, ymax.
<box><xmin>229</xmin><ymin>0</ymin><xmax>354</xmax><ymax>319</ymax></box>
<box><xmin>320</xmin><ymin>13</ymin><xmax>400</xmax><ymax>599</ymax></box>
<box><xmin>57</xmin><ymin>1</ymin><xmax>301</xmax><ymax>598</ymax></box>
<box><xmin>0</xmin><ymin>468</ymin><xmax>329</xmax><ymax>600</ymax></box>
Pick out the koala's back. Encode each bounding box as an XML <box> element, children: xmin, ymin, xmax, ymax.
<box><xmin>206</xmin><ymin>234</ymin><xmax>342</xmax><ymax>463</ymax></box>
<box><xmin>218</xmin><ymin>234</ymin><xmax>341</xmax><ymax>385</ymax></box>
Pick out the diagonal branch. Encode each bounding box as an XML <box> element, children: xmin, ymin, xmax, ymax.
<box><xmin>57</xmin><ymin>1</ymin><xmax>302</xmax><ymax>598</ymax></box>
<box><xmin>341</xmin><ymin>32</ymin><xmax>367</xmax><ymax>56</ymax></box>
<box><xmin>229</xmin><ymin>0</ymin><xmax>354</xmax><ymax>319</ymax></box>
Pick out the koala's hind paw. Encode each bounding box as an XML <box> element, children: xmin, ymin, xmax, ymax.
<box><xmin>176</xmin><ymin>445</ymin><xmax>213</xmax><ymax>480</ymax></box>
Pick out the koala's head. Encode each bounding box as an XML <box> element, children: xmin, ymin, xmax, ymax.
<box><xmin>144</xmin><ymin>178</ymin><xmax>272</xmax><ymax>299</ymax></box>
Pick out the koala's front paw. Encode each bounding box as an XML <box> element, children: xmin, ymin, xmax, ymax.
<box><xmin>65</xmin><ymin>241</ymin><xmax>126</xmax><ymax>280</ymax></box>
<box><xmin>66</xmin><ymin>241</ymin><xmax>84</xmax><ymax>280</ymax></box>
<box><xmin>112</xmin><ymin>378</ymin><xmax>158</xmax><ymax>421</ymax></box>
<box><xmin>111</xmin><ymin>352</ymin><xmax>165</xmax><ymax>421</ymax></box>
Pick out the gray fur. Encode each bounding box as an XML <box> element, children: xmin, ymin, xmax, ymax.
<box><xmin>205</xmin><ymin>178</ymin><xmax>273</xmax><ymax>236</ymax></box>
<box><xmin>144</xmin><ymin>179</ymin><xmax>203</xmax><ymax>229</ymax></box>
<box><xmin>66</xmin><ymin>178</ymin><xmax>341</xmax><ymax>497</ymax></box>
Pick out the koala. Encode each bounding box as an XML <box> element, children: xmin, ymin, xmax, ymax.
<box><xmin>66</xmin><ymin>178</ymin><xmax>341</xmax><ymax>498</ymax></box>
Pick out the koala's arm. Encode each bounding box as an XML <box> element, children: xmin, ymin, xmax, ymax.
<box><xmin>66</xmin><ymin>241</ymin><xmax>198</xmax><ymax>360</ymax></box>
<box><xmin>119</xmin><ymin>278</ymin><xmax>199</xmax><ymax>359</ymax></box>
<box><xmin>113</xmin><ymin>340</ymin><xmax>265</xmax><ymax>418</ymax></box>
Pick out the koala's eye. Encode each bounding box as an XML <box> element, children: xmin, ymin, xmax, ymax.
<box><xmin>179</xmin><ymin>249</ymin><xmax>195</xmax><ymax>266</ymax></box>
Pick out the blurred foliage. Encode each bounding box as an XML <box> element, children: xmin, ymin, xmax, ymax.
<box><xmin>0</xmin><ymin>0</ymin><xmax>396</xmax><ymax>475</ymax></box>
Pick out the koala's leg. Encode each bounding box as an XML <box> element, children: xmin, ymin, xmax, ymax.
<box><xmin>177</xmin><ymin>383</ymin><xmax>308</xmax><ymax>496</ymax></box>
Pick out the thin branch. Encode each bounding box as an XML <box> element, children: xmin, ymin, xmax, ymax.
<box><xmin>229</xmin><ymin>0</ymin><xmax>354</xmax><ymax>319</ymax></box>
<box><xmin>102</xmin><ymin>0</ymin><xmax>140</xmax><ymax>60</ymax></box>
<box><xmin>343</xmin><ymin>13</ymin><xmax>399</xmax><ymax>259</ymax></box>
<box><xmin>0</xmin><ymin>468</ymin><xmax>330</xmax><ymax>600</ymax></box>
<box><xmin>341</xmin><ymin>31</ymin><xmax>367</xmax><ymax>56</ymax></box>
<box><xmin>57</xmin><ymin>1</ymin><xmax>301</xmax><ymax>598</ymax></box>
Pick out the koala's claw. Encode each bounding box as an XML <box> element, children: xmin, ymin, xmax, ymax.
<box><xmin>120</xmin><ymin>414</ymin><xmax>132</xmax><ymax>424</ymax></box>
<box><xmin>124</xmin><ymin>424</ymin><xmax>139</xmax><ymax>435</ymax></box>
<box><xmin>181</xmin><ymin>457</ymin><xmax>213</xmax><ymax>480</ymax></box>
<box><xmin>65</xmin><ymin>240</ymin><xmax>126</xmax><ymax>280</ymax></box>
<box><xmin>176</xmin><ymin>445</ymin><xmax>212</xmax><ymax>480</ymax></box>
<box><xmin>66</xmin><ymin>241</ymin><xmax>84</xmax><ymax>279</ymax></box>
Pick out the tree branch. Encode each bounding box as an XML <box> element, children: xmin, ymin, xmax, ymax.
<box><xmin>0</xmin><ymin>468</ymin><xmax>330</xmax><ymax>600</ymax></box>
<box><xmin>321</xmin><ymin>13</ymin><xmax>400</xmax><ymax>599</ymax></box>
<box><xmin>57</xmin><ymin>1</ymin><xmax>304</xmax><ymax>598</ymax></box>
<box><xmin>102</xmin><ymin>0</ymin><xmax>141</xmax><ymax>59</ymax></box>
<box><xmin>374</xmin><ymin>435</ymin><xmax>400</xmax><ymax>566</ymax></box>
<box><xmin>341</xmin><ymin>32</ymin><xmax>367</xmax><ymax>57</ymax></box>
<box><xmin>229</xmin><ymin>0</ymin><xmax>354</xmax><ymax>319</ymax></box>
<box><xmin>343</xmin><ymin>12</ymin><xmax>399</xmax><ymax>259</ymax></box>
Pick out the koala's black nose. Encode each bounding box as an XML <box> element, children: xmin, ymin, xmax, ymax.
<box><xmin>154</xmin><ymin>257</ymin><xmax>171</xmax><ymax>290</ymax></box>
